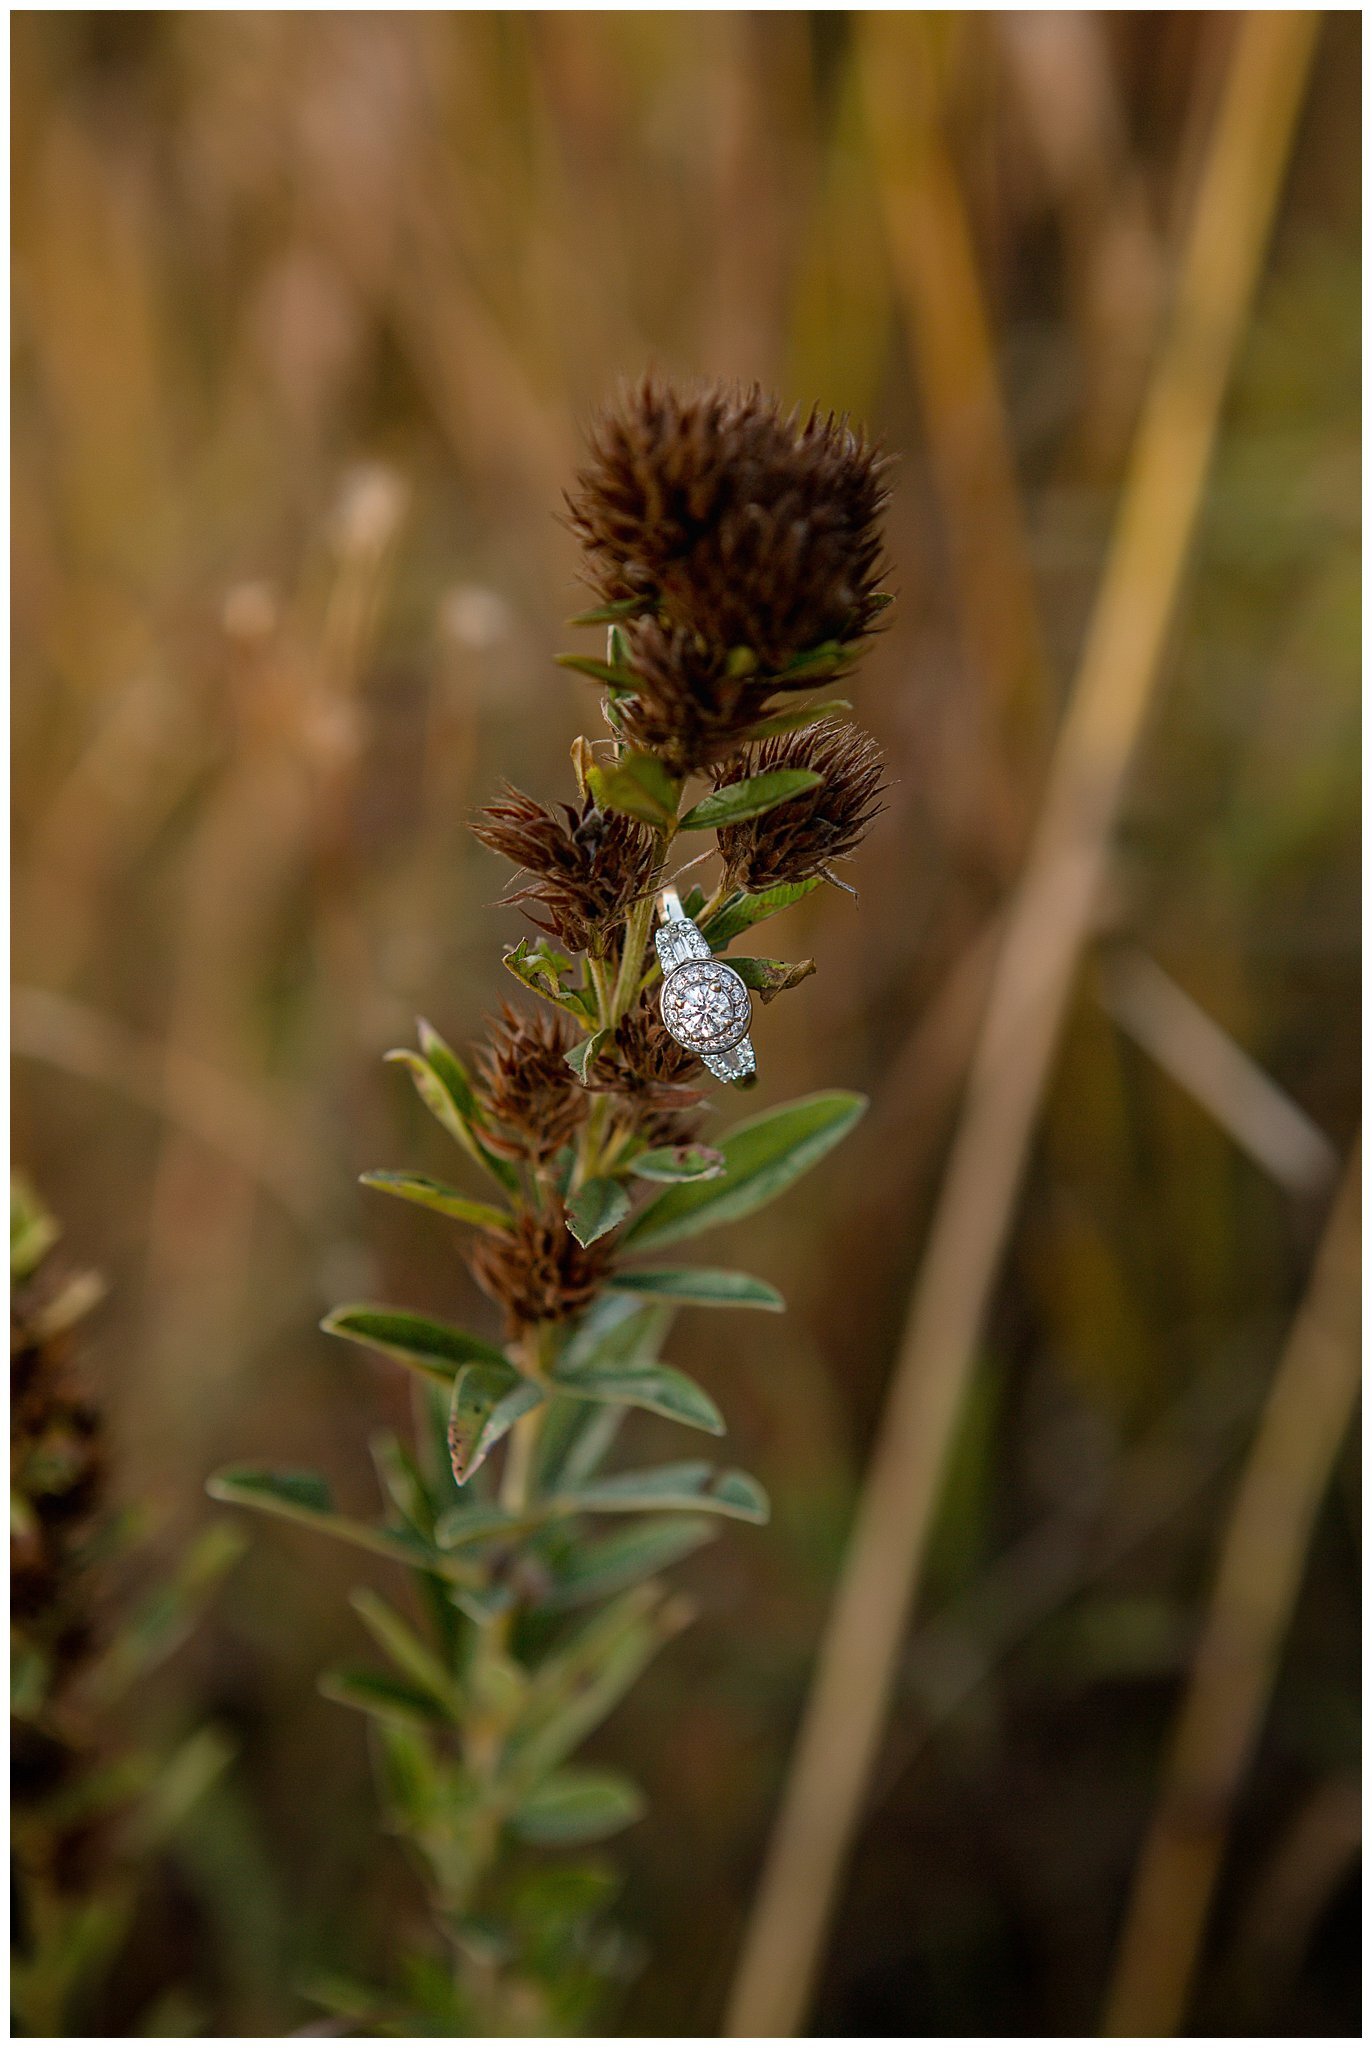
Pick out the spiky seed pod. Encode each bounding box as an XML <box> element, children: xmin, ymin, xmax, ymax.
<box><xmin>586</xmin><ymin>995</ymin><xmax>708</xmax><ymax>1152</ymax></box>
<box><xmin>567</xmin><ymin>377</ymin><xmax>890</xmax><ymax>669</ymax></box>
<box><xmin>475</xmin><ymin>1005</ymin><xmax>589</xmax><ymax>1164</ymax></box>
<box><xmin>716</xmin><ymin>724</ymin><xmax>887</xmax><ymax>893</ymax></box>
<box><xmin>467</xmin><ymin>1204</ymin><xmax>615</xmax><ymax>1334</ymax></box>
<box><xmin>471</xmin><ymin>786</ymin><xmax>655</xmax><ymax>956</ymax></box>
<box><xmin>612</xmin><ymin>620</ymin><xmax>762</xmax><ymax>777</ymax></box>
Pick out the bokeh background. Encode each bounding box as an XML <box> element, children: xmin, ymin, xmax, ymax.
<box><xmin>11</xmin><ymin>10</ymin><xmax>1359</xmax><ymax>2037</ymax></box>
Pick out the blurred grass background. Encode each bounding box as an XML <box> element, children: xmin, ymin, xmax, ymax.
<box><xmin>11</xmin><ymin>11</ymin><xmax>1359</xmax><ymax>2036</ymax></box>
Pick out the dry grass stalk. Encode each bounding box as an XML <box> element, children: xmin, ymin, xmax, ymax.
<box><xmin>1100</xmin><ymin>1139</ymin><xmax>1360</xmax><ymax>2034</ymax></box>
<box><xmin>723</xmin><ymin>14</ymin><xmax>1320</xmax><ymax>2034</ymax></box>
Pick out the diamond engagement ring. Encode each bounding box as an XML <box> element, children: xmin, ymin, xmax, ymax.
<box><xmin>655</xmin><ymin>888</ymin><xmax>757</xmax><ymax>1085</ymax></box>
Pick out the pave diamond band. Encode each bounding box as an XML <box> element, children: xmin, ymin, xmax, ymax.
<box><xmin>656</xmin><ymin>890</ymin><xmax>757</xmax><ymax>1085</ymax></box>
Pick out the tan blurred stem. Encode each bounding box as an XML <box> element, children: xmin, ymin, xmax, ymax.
<box><xmin>724</xmin><ymin>14</ymin><xmax>1318</xmax><ymax>2035</ymax></box>
<box><xmin>856</xmin><ymin>12</ymin><xmax>1051</xmax><ymax>776</ymax></box>
<box><xmin>1101</xmin><ymin>1139</ymin><xmax>1360</xmax><ymax>2036</ymax></box>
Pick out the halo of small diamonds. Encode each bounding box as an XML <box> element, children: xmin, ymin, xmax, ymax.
<box><xmin>660</xmin><ymin>959</ymin><xmax>753</xmax><ymax>1055</ymax></box>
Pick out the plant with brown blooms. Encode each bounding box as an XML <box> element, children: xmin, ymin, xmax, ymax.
<box><xmin>11</xmin><ymin>1177</ymin><xmax>241</xmax><ymax>2035</ymax></box>
<box><xmin>212</xmin><ymin>376</ymin><xmax>891</xmax><ymax>2035</ymax></box>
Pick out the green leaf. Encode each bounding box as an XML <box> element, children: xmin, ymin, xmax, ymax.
<box><xmin>434</xmin><ymin>1501</ymin><xmax>528</xmax><ymax>1551</ymax></box>
<box><xmin>448</xmin><ymin>1363</ymin><xmax>543</xmax><ymax>1484</ymax></box>
<box><xmin>11</xmin><ymin>1175</ymin><xmax>59</xmax><ymax>1282</ymax></box>
<box><xmin>553</xmin><ymin>1361</ymin><xmax>725</xmax><ymax>1436</ymax></box>
<box><xmin>554</xmin><ymin>652</ymin><xmax>640</xmax><ymax>691</ymax></box>
<box><xmin>214</xmin><ymin>1466</ymin><xmax>332</xmax><ymax>1515</ymax></box>
<box><xmin>320</xmin><ymin>1668</ymin><xmax>450</xmax><ymax>1729</ymax></box>
<box><xmin>536</xmin><ymin>1516</ymin><xmax>716</xmax><ymax>1611</ymax></box>
<box><xmin>561</xmin><ymin>1292</ymin><xmax>674</xmax><ymax>1373</ymax></box>
<box><xmin>323</xmin><ymin>1304</ymin><xmax>509</xmax><ymax>1385</ymax></box>
<box><xmin>630</xmin><ymin>1144</ymin><xmax>726</xmax><ymax>1183</ymax></box>
<box><xmin>740</xmin><ymin>696</ymin><xmax>852</xmax><ymax>740</ymax></box>
<box><xmin>624</xmin><ymin>1091</ymin><xmax>867</xmax><ymax>1251</ymax></box>
<box><xmin>506</xmin><ymin>1588</ymin><xmax>680</xmax><ymax>1784</ymax></box>
<box><xmin>349</xmin><ymin>1589</ymin><xmax>463</xmax><ymax>1714</ymax></box>
<box><xmin>609</xmin><ymin>1267</ymin><xmax>785</xmax><ymax>1311</ymax></box>
<box><xmin>567</xmin><ymin>596</ymin><xmax>649</xmax><ymax>627</ymax></box>
<box><xmin>779</xmin><ymin>637</ymin><xmax>857</xmax><ymax>677</ymax></box>
<box><xmin>587</xmin><ymin>751</ymin><xmax>679</xmax><ymax>829</ymax></box>
<box><xmin>726</xmin><ymin>956</ymin><xmax>816</xmax><ymax>1001</ymax></box>
<box><xmin>565</xmin><ymin>1028</ymin><xmax>609</xmax><ymax>1082</ymax></box>
<box><xmin>207</xmin><ymin>1467</ymin><xmax>479</xmax><ymax>1583</ymax></box>
<box><xmin>701</xmin><ymin>876</ymin><xmax>822</xmax><ymax>947</ymax></box>
<box><xmin>678</xmin><ymin>768</ymin><xmax>822</xmax><ymax>831</ymax></box>
<box><xmin>508</xmin><ymin>1767</ymin><xmax>645</xmax><ymax>1845</ymax></box>
<box><xmin>126</xmin><ymin>1726</ymin><xmax>236</xmax><ymax>1853</ymax></box>
<box><xmin>85</xmin><ymin>1522</ymin><xmax>246</xmax><ymax>1704</ymax></box>
<box><xmin>503</xmin><ymin>938</ymin><xmax>595</xmax><ymax>1019</ymax></box>
<box><xmin>386</xmin><ymin>1035</ymin><xmax>520</xmax><ymax>1195</ymax></box>
<box><xmin>359</xmin><ymin>1172</ymin><xmax>510</xmax><ymax>1233</ymax></box>
<box><xmin>565</xmin><ymin>1176</ymin><xmax>630</xmax><ymax>1247</ymax></box>
<box><xmin>370</xmin><ymin>1429</ymin><xmax>435</xmax><ymax>1537</ymax></box>
<box><xmin>562</xmin><ymin>1461</ymin><xmax>770</xmax><ymax>1523</ymax></box>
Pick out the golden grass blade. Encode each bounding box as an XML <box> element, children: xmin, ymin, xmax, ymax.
<box><xmin>1101</xmin><ymin>1139</ymin><xmax>1360</xmax><ymax>2035</ymax></box>
<box><xmin>723</xmin><ymin>14</ymin><xmax>1320</xmax><ymax>2034</ymax></box>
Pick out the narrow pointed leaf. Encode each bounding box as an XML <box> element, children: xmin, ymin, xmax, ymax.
<box><xmin>448</xmin><ymin>1363</ymin><xmax>543</xmax><ymax>1484</ymax></box>
<box><xmin>206</xmin><ymin>1468</ymin><xmax>480</xmax><ymax>1584</ymax></box>
<box><xmin>507</xmin><ymin>1588</ymin><xmax>682</xmax><ymax>1783</ymax></box>
<box><xmin>554</xmin><ymin>653</ymin><xmax>640</xmax><ymax>691</ymax></box>
<box><xmin>609</xmin><ymin>1267</ymin><xmax>784</xmax><ymax>1311</ymax></box>
<box><xmin>779</xmin><ymin>637</ymin><xmax>858</xmax><ymax>677</ymax></box>
<box><xmin>561</xmin><ymin>1293</ymin><xmax>675</xmax><ymax>1373</ymax></box>
<box><xmin>536</xmin><ymin>1516</ymin><xmax>716</xmax><ymax>1611</ymax></box>
<box><xmin>700</xmin><ymin>877</ymin><xmax>822</xmax><ymax>947</ymax></box>
<box><xmin>508</xmin><ymin>1767</ymin><xmax>644</xmax><ymax>1845</ymax></box>
<box><xmin>387</xmin><ymin>1037</ymin><xmax>519</xmax><ymax>1195</ymax></box>
<box><xmin>630</xmin><ymin>1145</ymin><xmax>726</xmax><ymax>1183</ymax></box>
<box><xmin>320</xmin><ymin>1669</ymin><xmax>450</xmax><ymax>1729</ymax></box>
<box><xmin>725</xmin><ymin>956</ymin><xmax>816</xmax><ymax>1001</ymax></box>
<box><xmin>359</xmin><ymin>1173</ymin><xmax>510</xmax><ymax>1233</ymax></box>
<box><xmin>567</xmin><ymin>596</ymin><xmax>650</xmax><ymax>627</ymax></box>
<box><xmin>323</xmin><ymin>1304</ymin><xmax>509</xmax><ymax>1384</ymax></box>
<box><xmin>349</xmin><ymin>1588</ymin><xmax>463</xmax><ymax>1714</ymax></box>
<box><xmin>554</xmin><ymin>1362</ymin><xmax>725</xmax><ymax>1435</ymax></box>
<box><xmin>678</xmin><ymin>768</ymin><xmax>822</xmax><ymax>832</ymax></box>
<box><xmin>561</xmin><ymin>1462</ymin><xmax>770</xmax><ymax>1523</ymax></box>
<box><xmin>565</xmin><ymin>1176</ymin><xmax>630</xmax><ymax>1247</ymax></box>
<box><xmin>565</xmin><ymin>1028</ymin><xmax>609</xmax><ymax>1082</ymax></box>
<box><xmin>625</xmin><ymin>1091</ymin><xmax>866</xmax><ymax>1251</ymax></box>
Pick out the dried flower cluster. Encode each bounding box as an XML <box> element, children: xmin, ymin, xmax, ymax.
<box><xmin>717</xmin><ymin>724</ymin><xmax>887</xmax><ymax>892</ymax></box>
<box><xmin>11</xmin><ymin>1193</ymin><xmax>105</xmax><ymax>1817</ymax></box>
<box><xmin>567</xmin><ymin>376</ymin><xmax>889</xmax><ymax>662</ymax></box>
<box><xmin>217</xmin><ymin>375</ymin><xmax>892</xmax><ymax>2033</ymax></box>
<box><xmin>471</xmin><ymin>787</ymin><xmax>654</xmax><ymax>955</ymax></box>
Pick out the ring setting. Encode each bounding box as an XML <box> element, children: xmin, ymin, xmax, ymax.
<box><xmin>656</xmin><ymin>891</ymin><xmax>757</xmax><ymax>1084</ymax></box>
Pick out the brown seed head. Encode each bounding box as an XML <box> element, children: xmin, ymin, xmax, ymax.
<box><xmin>567</xmin><ymin>377</ymin><xmax>890</xmax><ymax>668</ymax></box>
<box><xmin>716</xmin><ymin>723</ymin><xmax>887</xmax><ymax>893</ymax></box>
<box><xmin>471</xmin><ymin>785</ymin><xmax>654</xmax><ymax>956</ymax></box>
<box><xmin>475</xmin><ymin>1004</ymin><xmax>589</xmax><ymax>1164</ymax></box>
<box><xmin>467</xmin><ymin>1204</ymin><xmax>614</xmax><ymax>1334</ymax></box>
<box><xmin>588</xmin><ymin>993</ymin><xmax>708</xmax><ymax>1149</ymax></box>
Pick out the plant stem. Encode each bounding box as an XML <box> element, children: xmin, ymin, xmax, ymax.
<box><xmin>1101</xmin><ymin>1140</ymin><xmax>1361</xmax><ymax>2035</ymax></box>
<box><xmin>723</xmin><ymin>15</ymin><xmax>1318</xmax><ymax>2032</ymax></box>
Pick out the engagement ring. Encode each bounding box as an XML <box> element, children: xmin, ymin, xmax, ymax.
<box><xmin>656</xmin><ymin>889</ymin><xmax>756</xmax><ymax>1085</ymax></box>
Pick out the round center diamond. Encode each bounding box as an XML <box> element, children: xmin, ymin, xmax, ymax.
<box><xmin>660</xmin><ymin>959</ymin><xmax>752</xmax><ymax>1055</ymax></box>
